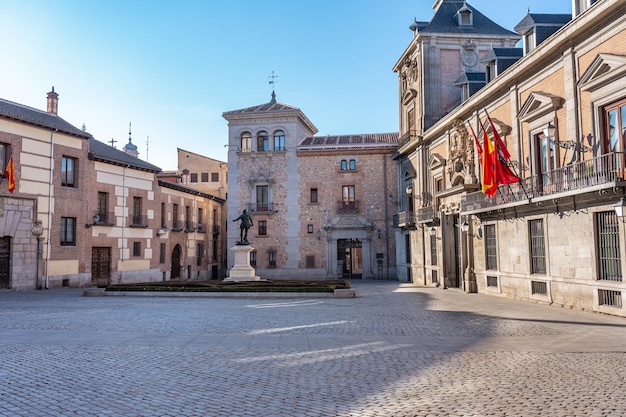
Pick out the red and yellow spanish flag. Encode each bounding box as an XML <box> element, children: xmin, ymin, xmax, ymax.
<box><xmin>481</xmin><ymin>129</ymin><xmax>497</xmax><ymax>196</ymax></box>
<box><xmin>4</xmin><ymin>157</ymin><xmax>15</xmax><ymax>193</ymax></box>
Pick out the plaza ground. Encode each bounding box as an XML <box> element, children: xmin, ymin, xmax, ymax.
<box><xmin>1</xmin><ymin>281</ymin><xmax>626</xmax><ymax>416</ymax></box>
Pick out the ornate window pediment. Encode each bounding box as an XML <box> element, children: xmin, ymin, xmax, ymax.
<box><xmin>518</xmin><ymin>92</ymin><xmax>564</xmax><ymax>121</ymax></box>
<box><xmin>428</xmin><ymin>154</ymin><xmax>446</xmax><ymax>171</ymax></box>
<box><xmin>578</xmin><ymin>53</ymin><xmax>626</xmax><ymax>92</ymax></box>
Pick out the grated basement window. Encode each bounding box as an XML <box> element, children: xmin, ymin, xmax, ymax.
<box><xmin>531</xmin><ymin>280</ymin><xmax>547</xmax><ymax>295</ymax></box>
<box><xmin>598</xmin><ymin>289</ymin><xmax>622</xmax><ymax>308</ymax></box>
<box><xmin>486</xmin><ymin>276</ymin><xmax>498</xmax><ymax>287</ymax></box>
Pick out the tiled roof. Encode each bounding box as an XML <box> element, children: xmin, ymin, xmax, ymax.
<box><xmin>0</xmin><ymin>98</ymin><xmax>90</xmax><ymax>138</ymax></box>
<box><xmin>158</xmin><ymin>179</ymin><xmax>225</xmax><ymax>203</ymax></box>
<box><xmin>89</xmin><ymin>137</ymin><xmax>161</xmax><ymax>172</ymax></box>
<box><xmin>454</xmin><ymin>71</ymin><xmax>487</xmax><ymax>85</ymax></box>
<box><xmin>299</xmin><ymin>133</ymin><xmax>398</xmax><ymax>150</ymax></box>
<box><xmin>223</xmin><ymin>93</ymin><xmax>302</xmax><ymax>116</ymax></box>
<box><xmin>419</xmin><ymin>0</ymin><xmax>517</xmax><ymax>36</ymax></box>
<box><xmin>480</xmin><ymin>47</ymin><xmax>523</xmax><ymax>62</ymax></box>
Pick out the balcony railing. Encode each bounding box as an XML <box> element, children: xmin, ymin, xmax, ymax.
<box><xmin>248</xmin><ymin>202</ymin><xmax>275</xmax><ymax>213</ymax></box>
<box><xmin>394</xmin><ymin>211</ymin><xmax>415</xmax><ymax>228</ymax></box>
<box><xmin>398</xmin><ymin>130</ymin><xmax>420</xmax><ymax>149</ymax></box>
<box><xmin>129</xmin><ymin>214</ymin><xmax>148</xmax><ymax>227</ymax></box>
<box><xmin>171</xmin><ymin>219</ymin><xmax>184</xmax><ymax>231</ymax></box>
<box><xmin>93</xmin><ymin>212</ymin><xmax>114</xmax><ymax>226</ymax></box>
<box><xmin>212</xmin><ymin>225</ymin><xmax>221</xmax><ymax>235</ymax></box>
<box><xmin>184</xmin><ymin>220</ymin><xmax>195</xmax><ymax>232</ymax></box>
<box><xmin>462</xmin><ymin>152</ymin><xmax>625</xmax><ymax>213</ymax></box>
<box><xmin>337</xmin><ymin>200</ymin><xmax>360</xmax><ymax>214</ymax></box>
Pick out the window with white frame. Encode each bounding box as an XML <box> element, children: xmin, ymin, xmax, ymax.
<box><xmin>273</xmin><ymin>130</ymin><xmax>285</xmax><ymax>151</ymax></box>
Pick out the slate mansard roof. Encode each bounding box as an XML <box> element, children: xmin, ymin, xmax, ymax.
<box><xmin>417</xmin><ymin>0</ymin><xmax>518</xmax><ymax>37</ymax></box>
<box><xmin>0</xmin><ymin>98</ymin><xmax>90</xmax><ymax>139</ymax></box>
<box><xmin>89</xmin><ymin>137</ymin><xmax>162</xmax><ymax>173</ymax></box>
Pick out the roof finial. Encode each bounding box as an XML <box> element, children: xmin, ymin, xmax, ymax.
<box><xmin>268</xmin><ymin>70</ymin><xmax>278</xmax><ymax>103</ymax></box>
<box><xmin>128</xmin><ymin>122</ymin><xmax>132</xmax><ymax>142</ymax></box>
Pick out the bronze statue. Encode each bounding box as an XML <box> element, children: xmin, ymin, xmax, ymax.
<box><xmin>233</xmin><ymin>209</ymin><xmax>253</xmax><ymax>244</ymax></box>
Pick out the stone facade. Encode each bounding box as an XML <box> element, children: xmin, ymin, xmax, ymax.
<box><xmin>393</xmin><ymin>0</ymin><xmax>626</xmax><ymax>316</ymax></box>
<box><xmin>223</xmin><ymin>94</ymin><xmax>398</xmax><ymax>280</ymax></box>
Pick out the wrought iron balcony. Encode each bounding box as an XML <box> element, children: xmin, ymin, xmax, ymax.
<box><xmin>462</xmin><ymin>152</ymin><xmax>626</xmax><ymax>213</ymax></box>
<box><xmin>93</xmin><ymin>212</ymin><xmax>114</xmax><ymax>226</ymax></box>
<box><xmin>212</xmin><ymin>225</ymin><xmax>221</xmax><ymax>235</ymax></box>
<box><xmin>184</xmin><ymin>220</ymin><xmax>195</xmax><ymax>232</ymax></box>
<box><xmin>398</xmin><ymin>130</ymin><xmax>420</xmax><ymax>149</ymax></box>
<box><xmin>248</xmin><ymin>202</ymin><xmax>275</xmax><ymax>213</ymax></box>
<box><xmin>337</xmin><ymin>200</ymin><xmax>360</xmax><ymax>214</ymax></box>
<box><xmin>171</xmin><ymin>219</ymin><xmax>184</xmax><ymax>231</ymax></box>
<box><xmin>129</xmin><ymin>214</ymin><xmax>148</xmax><ymax>228</ymax></box>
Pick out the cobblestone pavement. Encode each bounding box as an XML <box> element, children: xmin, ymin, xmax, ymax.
<box><xmin>1</xmin><ymin>281</ymin><xmax>626</xmax><ymax>417</ymax></box>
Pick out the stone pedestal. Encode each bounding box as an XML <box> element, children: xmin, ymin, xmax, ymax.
<box><xmin>224</xmin><ymin>244</ymin><xmax>261</xmax><ymax>282</ymax></box>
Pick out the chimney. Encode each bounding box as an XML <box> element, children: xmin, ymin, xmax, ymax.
<box><xmin>47</xmin><ymin>87</ymin><xmax>59</xmax><ymax>115</ymax></box>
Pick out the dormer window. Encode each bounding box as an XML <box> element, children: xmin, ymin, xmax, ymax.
<box><xmin>457</xmin><ymin>3</ymin><xmax>473</xmax><ymax>26</ymax></box>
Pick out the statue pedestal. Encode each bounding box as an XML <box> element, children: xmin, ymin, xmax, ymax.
<box><xmin>224</xmin><ymin>244</ymin><xmax>262</xmax><ymax>282</ymax></box>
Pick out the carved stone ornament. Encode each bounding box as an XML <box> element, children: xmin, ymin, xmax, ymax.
<box><xmin>31</xmin><ymin>222</ymin><xmax>43</xmax><ymax>237</ymax></box>
<box><xmin>461</xmin><ymin>40</ymin><xmax>478</xmax><ymax>70</ymax></box>
<box><xmin>446</xmin><ymin>119</ymin><xmax>477</xmax><ymax>185</ymax></box>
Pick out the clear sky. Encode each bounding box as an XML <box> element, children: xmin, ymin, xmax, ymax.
<box><xmin>0</xmin><ymin>0</ymin><xmax>570</xmax><ymax>171</ymax></box>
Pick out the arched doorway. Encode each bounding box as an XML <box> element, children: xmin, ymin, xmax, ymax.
<box><xmin>171</xmin><ymin>244</ymin><xmax>181</xmax><ymax>279</ymax></box>
<box><xmin>0</xmin><ymin>236</ymin><xmax>10</xmax><ymax>289</ymax></box>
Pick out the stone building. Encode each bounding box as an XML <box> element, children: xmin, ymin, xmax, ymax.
<box><xmin>223</xmin><ymin>93</ymin><xmax>398</xmax><ymax>279</ymax></box>
<box><xmin>0</xmin><ymin>89</ymin><xmax>226</xmax><ymax>290</ymax></box>
<box><xmin>393</xmin><ymin>0</ymin><xmax>626</xmax><ymax>316</ymax></box>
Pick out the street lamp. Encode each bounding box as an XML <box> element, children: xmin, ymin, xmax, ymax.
<box><xmin>614</xmin><ymin>197</ymin><xmax>626</xmax><ymax>218</ymax></box>
<box><xmin>429</xmin><ymin>226</ymin><xmax>437</xmax><ymax>237</ymax></box>
<box><xmin>460</xmin><ymin>219</ymin><xmax>469</xmax><ymax>233</ymax></box>
<box><xmin>544</xmin><ymin>121</ymin><xmax>556</xmax><ymax>138</ymax></box>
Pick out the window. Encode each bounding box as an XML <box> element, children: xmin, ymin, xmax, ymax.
<box><xmin>185</xmin><ymin>205</ymin><xmax>192</xmax><ymax>231</ymax></box>
<box><xmin>241</xmin><ymin>132</ymin><xmax>252</xmax><ymax>152</ymax></box>
<box><xmin>310</xmin><ymin>188</ymin><xmax>318</xmax><ymax>203</ymax></box>
<box><xmin>211</xmin><ymin>172</ymin><xmax>219</xmax><ymax>182</ymax></box>
<box><xmin>161</xmin><ymin>202</ymin><xmax>166</xmax><ymax>228</ymax></box>
<box><xmin>342</xmin><ymin>185</ymin><xmax>355</xmax><ymax>208</ymax></box>
<box><xmin>197</xmin><ymin>208</ymin><xmax>204</xmax><ymax>231</ymax></box>
<box><xmin>341</xmin><ymin>160</ymin><xmax>348</xmax><ymax>171</ymax></box>
<box><xmin>201</xmin><ymin>172</ymin><xmax>209</xmax><ymax>182</ymax></box>
<box><xmin>537</xmin><ymin>132</ymin><xmax>557</xmax><ymax>186</ymax></box>
<box><xmin>269</xmin><ymin>250</ymin><xmax>277</xmax><ymax>268</ymax></box>
<box><xmin>604</xmin><ymin>99</ymin><xmax>626</xmax><ymax>154</ymax></box>
<box><xmin>60</xmin><ymin>217</ymin><xmax>76</xmax><ymax>246</ymax></box>
<box><xmin>273</xmin><ymin>130</ymin><xmax>285</xmax><ymax>151</ymax></box>
<box><xmin>133</xmin><ymin>242</ymin><xmax>141</xmax><ymax>257</ymax></box>
<box><xmin>190</xmin><ymin>173</ymin><xmax>198</xmax><ymax>183</ymax></box>
<box><xmin>258</xmin><ymin>220</ymin><xmax>267</xmax><ymax>236</ymax></box>
<box><xmin>132</xmin><ymin>197</ymin><xmax>143</xmax><ymax>226</ymax></box>
<box><xmin>529</xmin><ymin>219</ymin><xmax>546</xmax><ymax>274</ymax></box>
<box><xmin>197</xmin><ymin>243</ymin><xmax>204</xmax><ymax>266</ymax></box>
<box><xmin>172</xmin><ymin>204</ymin><xmax>179</xmax><ymax>229</ymax></box>
<box><xmin>256</xmin><ymin>185</ymin><xmax>269</xmax><ymax>211</ymax></box>
<box><xmin>597</xmin><ymin>211</ymin><xmax>622</xmax><ymax>281</ymax></box>
<box><xmin>430</xmin><ymin>234</ymin><xmax>437</xmax><ymax>265</ymax></box>
<box><xmin>0</xmin><ymin>143</ymin><xmax>9</xmax><ymax>173</ymax></box>
<box><xmin>160</xmin><ymin>243</ymin><xmax>166</xmax><ymax>264</ymax></box>
<box><xmin>307</xmin><ymin>224</ymin><xmax>313</xmax><ymax>234</ymax></box>
<box><xmin>306</xmin><ymin>255</ymin><xmax>315</xmax><ymax>268</ymax></box>
<box><xmin>257</xmin><ymin>131</ymin><xmax>269</xmax><ymax>151</ymax></box>
<box><xmin>524</xmin><ymin>31</ymin><xmax>535</xmax><ymax>54</ymax></box>
<box><xmin>485</xmin><ymin>224</ymin><xmax>497</xmax><ymax>270</ymax></box>
<box><xmin>61</xmin><ymin>156</ymin><xmax>77</xmax><ymax>187</ymax></box>
<box><xmin>97</xmin><ymin>192</ymin><xmax>108</xmax><ymax>224</ymax></box>
<box><xmin>349</xmin><ymin>159</ymin><xmax>356</xmax><ymax>170</ymax></box>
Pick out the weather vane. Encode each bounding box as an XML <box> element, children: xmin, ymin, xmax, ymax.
<box><xmin>268</xmin><ymin>70</ymin><xmax>278</xmax><ymax>91</ymax></box>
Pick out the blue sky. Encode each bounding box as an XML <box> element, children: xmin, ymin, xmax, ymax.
<box><xmin>0</xmin><ymin>0</ymin><xmax>570</xmax><ymax>171</ymax></box>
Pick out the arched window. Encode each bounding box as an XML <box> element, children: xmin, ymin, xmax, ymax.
<box><xmin>273</xmin><ymin>130</ymin><xmax>285</xmax><ymax>151</ymax></box>
<box><xmin>349</xmin><ymin>159</ymin><xmax>356</xmax><ymax>170</ymax></box>
<box><xmin>257</xmin><ymin>131</ymin><xmax>269</xmax><ymax>151</ymax></box>
<box><xmin>341</xmin><ymin>160</ymin><xmax>347</xmax><ymax>171</ymax></box>
<box><xmin>240</xmin><ymin>132</ymin><xmax>252</xmax><ymax>152</ymax></box>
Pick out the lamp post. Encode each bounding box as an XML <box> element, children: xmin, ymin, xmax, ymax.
<box><xmin>614</xmin><ymin>197</ymin><xmax>626</xmax><ymax>219</ymax></box>
<box><xmin>461</xmin><ymin>216</ymin><xmax>477</xmax><ymax>293</ymax></box>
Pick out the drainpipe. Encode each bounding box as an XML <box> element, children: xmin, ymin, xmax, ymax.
<box><xmin>383</xmin><ymin>154</ymin><xmax>390</xmax><ymax>280</ymax></box>
<box><xmin>121</xmin><ymin>165</ymin><xmax>128</xmax><ymax>262</ymax></box>
<box><xmin>45</xmin><ymin>130</ymin><xmax>57</xmax><ymax>289</ymax></box>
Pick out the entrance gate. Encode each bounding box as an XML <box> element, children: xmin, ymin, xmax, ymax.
<box><xmin>171</xmin><ymin>244</ymin><xmax>181</xmax><ymax>279</ymax></box>
<box><xmin>91</xmin><ymin>247</ymin><xmax>111</xmax><ymax>286</ymax></box>
<box><xmin>337</xmin><ymin>238</ymin><xmax>362</xmax><ymax>279</ymax></box>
